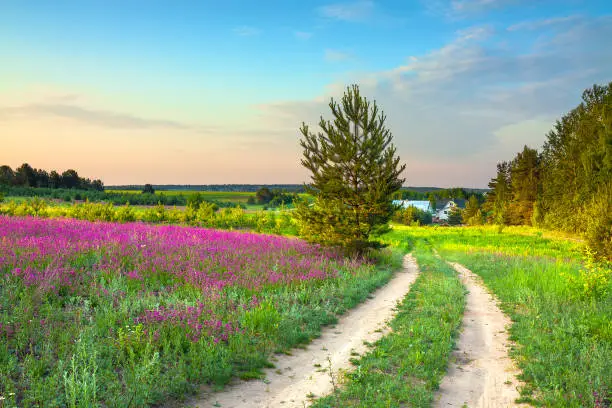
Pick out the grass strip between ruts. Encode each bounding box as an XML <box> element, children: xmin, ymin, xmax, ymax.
<box><xmin>312</xmin><ymin>240</ymin><xmax>465</xmax><ymax>407</ymax></box>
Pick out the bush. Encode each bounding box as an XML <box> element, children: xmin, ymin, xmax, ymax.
<box><xmin>392</xmin><ymin>206</ymin><xmax>432</xmax><ymax>225</ymax></box>
<box><xmin>582</xmin><ymin>185</ymin><xmax>612</xmax><ymax>261</ymax></box>
<box><xmin>563</xmin><ymin>249</ymin><xmax>611</xmax><ymax>300</ymax></box>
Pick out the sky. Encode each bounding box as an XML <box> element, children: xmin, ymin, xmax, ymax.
<box><xmin>1</xmin><ymin>0</ymin><xmax>611</xmax><ymax>187</ymax></box>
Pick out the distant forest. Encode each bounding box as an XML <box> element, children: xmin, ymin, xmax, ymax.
<box><xmin>109</xmin><ymin>184</ymin><xmax>308</xmax><ymax>193</ymax></box>
<box><xmin>485</xmin><ymin>82</ymin><xmax>611</xmax><ymax>260</ymax></box>
<box><xmin>109</xmin><ymin>185</ymin><xmax>488</xmax><ymax>197</ymax></box>
<box><xmin>0</xmin><ymin>163</ymin><xmax>104</xmax><ymax>191</ymax></box>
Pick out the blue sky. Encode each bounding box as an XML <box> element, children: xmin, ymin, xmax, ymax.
<box><xmin>1</xmin><ymin>0</ymin><xmax>611</xmax><ymax>187</ymax></box>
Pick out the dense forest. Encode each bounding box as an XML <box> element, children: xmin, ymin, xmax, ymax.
<box><xmin>486</xmin><ymin>82</ymin><xmax>611</xmax><ymax>260</ymax></box>
<box><xmin>0</xmin><ymin>163</ymin><xmax>104</xmax><ymax>191</ymax></box>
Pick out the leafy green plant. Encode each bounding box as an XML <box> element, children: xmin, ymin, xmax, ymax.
<box><xmin>61</xmin><ymin>333</ymin><xmax>98</xmax><ymax>408</ymax></box>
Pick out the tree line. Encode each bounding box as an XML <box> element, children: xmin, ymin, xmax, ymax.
<box><xmin>0</xmin><ymin>163</ymin><xmax>104</xmax><ymax>191</ymax></box>
<box><xmin>109</xmin><ymin>184</ymin><xmax>307</xmax><ymax>193</ymax></box>
<box><xmin>485</xmin><ymin>82</ymin><xmax>611</xmax><ymax>260</ymax></box>
<box><xmin>393</xmin><ymin>187</ymin><xmax>486</xmax><ymax>202</ymax></box>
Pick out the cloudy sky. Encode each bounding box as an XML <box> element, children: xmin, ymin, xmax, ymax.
<box><xmin>1</xmin><ymin>0</ymin><xmax>611</xmax><ymax>187</ymax></box>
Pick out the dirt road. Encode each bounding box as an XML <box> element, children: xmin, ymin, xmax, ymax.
<box><xmin>189</xmin><ymin>254</ymin><xmax>420</xmax><ymax>408</ymax></box>
<box><xmin>434</xmin><ymin>262</ymin><xmax>525</xmax><ymax>408</ymax></box>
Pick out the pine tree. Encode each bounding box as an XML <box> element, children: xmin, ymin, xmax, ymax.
<box><xmin>296</xmin><ymin>84</ymin><xmax>406</xmax><ymax>252</ymax></box>
<box><xmin>447</xmin><ymin>207</ymin><xmax>463</xmax><ymax>226</ymax></box>
<box><xmin>485</xmin><ymin>161</ymin><xmax>511</xmax><ymax>226</ymax></box>
<box><xmin>508</xmin><ymin>145</ymin><xmax>540</xmax><ymax>225</ymax></box>
<box><xmin>463</xmin><ymin>195</ymin><xmax>483</xmax><ymax>225</ymax></box>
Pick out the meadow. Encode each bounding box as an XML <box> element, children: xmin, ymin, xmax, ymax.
<box><xmin>376</xmin><ymin>226</ymin><xmax>611</xmax><ymax>407</ymax></box>
<box><xmin>0</xmin><ymin>215</ymin><xmax>401</xmax><ymax>406</ymax></box>
<box><xmin>1</xmin><ymin>201</ymin><xmax>610</xmax><ymax>407</ymax></box>
<box><xmin>107</xmin><ymin>189</ymin><xmax>255</xmax><ymax>201</ymax></box>
<box><xmin>1</xmin><ymin>187</ymin><xmax>307</xmax><ymax>210</ymax></box>
<box><xmin>0</xmin><ymin>199</ymin><xmax>298</xmax><ymax>235</ymax></box>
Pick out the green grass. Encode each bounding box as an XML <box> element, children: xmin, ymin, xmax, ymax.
<box><xmin>312</xmin><ymin>240</ymin><xmax>465</xmax><ymax>408</ymax></box>
<box><xmin>0</xmin><ymin>216</ymin><xmax>405</xmax><ymax>407</ymax></box>
<box><xmin>0</xmin><ymin>199</ymin><xmax>300</xmax><ymax>236</ymax></box>
<box><xmin>390</xmin><ymin>225</ymin><xmax>610</xmax><ymax>407</ymax></box>
<box><xmin>107</xmin><ymin>190</ymin><xmax>310</xmax><ymax>208</ymax></box>
<box><xmin>439</xmin><ymin>252</ymin><xmax>610</xmax><ymax>407</ymax></box>
<box><xmin>313</xmin><ymin>225</ymin><xmax>609</xmax><ymax>407</ymax></box>
<box><xmin>108</xmin><ymin>190</ymin><xmax>256</xmax><ymax>202</ymax></box>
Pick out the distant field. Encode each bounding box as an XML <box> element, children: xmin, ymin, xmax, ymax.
<box><xmin>106</xmin><ymin>190</ymin><xmax>310</xmax><ymax>207</ymax></box>
<box><xmin>106</xmin><ymin>189</ymin><xmax>256</xmax><ymax>202</ymax></box>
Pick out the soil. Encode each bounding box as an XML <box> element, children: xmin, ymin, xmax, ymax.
<box><xmin>186</xmin><ymin>254</ymin><xmax>420</xmax><ymax>408</ymax></box>
<box><xmin>434</xmin><ymin>262</ymin><xmax>526</xmax><ymax>408</ymax></box>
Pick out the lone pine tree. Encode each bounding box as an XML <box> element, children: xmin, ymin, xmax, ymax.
<box><xmin>296</xmin><ymin>84</ymin><xmax>406</xmax><ymax>252</ymax></box>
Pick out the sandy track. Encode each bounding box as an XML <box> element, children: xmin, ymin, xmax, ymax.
<box><xmin>188</xmin><ymin>254</ymin><xmax>420</xmax><ymax>408</ymax></box>
<box><xmin>435</xmin><ymin>262</ymin><xmax>525</xmax><ymax>408</ymax></box>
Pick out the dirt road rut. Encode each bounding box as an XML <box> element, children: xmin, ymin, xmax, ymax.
<box><xmin>434</xmin><ymin>262</ymin><xmax>525</xmax><ymax>408</ymax></box>
<box><xmin>189</xmin><ymin>254</ymin><xmax>420</xmax><ymax>408</ymax></box>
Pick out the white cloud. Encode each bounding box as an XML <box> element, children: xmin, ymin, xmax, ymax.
<box><xmin>232</xmin><ymin>26</ymin><xmax>261</xmax><ymax>36</ymax></box>
<box><xmin>254</xmin><ymin>16</ymin><xmax>612</xmax><ymax>186</ymax></box>
<box><xmin>294</xmin><ymin>31</ymin><xmax>313</xmax><ymax>40</ymax></box>
<box><xmin>324</xmin><ymin>49</ymin><xmax>352</xmax><ymax>62</ymax></box>
<box><xmin>424</xmin><ymin>0</ymin><xmax>525</xmax><ymax>19</ymax></box>
<box><xmin>452</xmin><ymin>0</ymin><xmax>511</xmax><ymax>12</ymax></box>
<box><xmin>318</xmin><ymin>0</ymin><xmax>375</xmax><ymax>22</ymax></box>
<box><xmin>507</xmin><ymin>15</ymin><xmax>581</xmax><ymax>31</ymax></box>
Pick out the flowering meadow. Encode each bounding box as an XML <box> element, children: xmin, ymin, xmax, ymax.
<box><xmin>0</xmin><ymin>215</ymin><xmax>400</xmax><ymax>406</ymax></box>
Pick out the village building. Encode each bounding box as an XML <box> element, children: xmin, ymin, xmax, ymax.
<box><xmin>433</xmin><ymin>199</ymin><xmax>467</xmax><ymax>222</ymax></box>
<box><xmin>392</xmin><ymin>198</ymin><xmax>468</xmax><ymax>223</ymax></box>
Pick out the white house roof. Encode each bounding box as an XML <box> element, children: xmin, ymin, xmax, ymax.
<box><xmin>392</xmin><ymin>200</ymin><xmax>432</xmax><ymax>213</ymax></box>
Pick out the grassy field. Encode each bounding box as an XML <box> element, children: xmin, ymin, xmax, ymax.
<box><xmin>375</xmin><ymin>225</ymin><xmax>611</xmax><ymax>407</ymax></box>
<box><xmin>0</xmin><ymin>207</ymin><xmax>609</xmax><ymax>407</ymax></box>
<box><xmin>106</xmin><ymin>190</ymin><xmax>256</xmax><ymax>202</ymax></box>
<box><xmin>0</xmin><ymin>216</ymin><xmax>402</xmax><ymax>406</ymax></box>
<box><xmin>0</xmin><ymin>199</ymin><xmax>300</xmax><ymax>235</ymax></box>
<box><xmin>106</xmin><ymin>190</ymin><xmax>310</xmax><ymax>209</ymax></box>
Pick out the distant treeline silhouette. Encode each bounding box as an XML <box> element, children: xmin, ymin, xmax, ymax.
<box><xmin>109</xmin><ymin>184</ymin><xmax>308</xmax><ymax>193</ymax></box>
<box><xmin>0</xmin><ymin>163</ymin><xmax>104</xmax><ymax>191</ymax></box>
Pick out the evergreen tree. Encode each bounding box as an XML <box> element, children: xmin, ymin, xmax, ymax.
<box><xmin>49</xmin><ymin>171</ymin><xmax>62</xmax><ymax>189</ymax></box>
<box><xmin>447</xmin><ymin>207</ymin><xmax>463</xmax><ymax>226</ymax></box>
<box><xmin>15</xmin><ymin>163</ymin><xmax>37</xmax><ymax>187</ymax></box>
<box><xmin>463</xmin><ymin>195</ymin><xmax>483</xmax><ymax>225</ymax></box>
<box><xmin>507</xmin><ymin>146</ymin><xmax>540</xmax><ymax>225</ymax></box>
<box><xmin>296</xmin><ymin>84</ymin><xmax>406</xmax><ymax>252</ymax></box>
<box><xmin>428</xmin><ymin>193</ymin><xmax>437</xmax><ymax>214</ymax></box>
<box><xmin>0</xmin><ymin>165</ymin><xmax>15</xmax><ymax>185</ymax></box>
<box><xmin>485</xmin><ymin>161</ymin><xmax>511</xmax><ymax>225</ymax></box>
<box><xmin>486</xmin><ymin>82</ymin><xmax>611</xmax><ymax>259</ymax></box>
<box><xmin>61</xmin><ymin>169</ymin><xmax>81</xmax><ymax>189</ymax></box>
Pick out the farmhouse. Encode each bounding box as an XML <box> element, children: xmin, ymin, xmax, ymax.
<box><xmin>434</xmin><ymin>199</ymin><xmax>466</xmax><ymax>222</ymax></box>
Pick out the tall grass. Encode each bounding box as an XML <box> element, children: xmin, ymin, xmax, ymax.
<box><xmin>0</xmin><ymin>216</ymin><xmax>403</xmax><ymax>406</ymax></box>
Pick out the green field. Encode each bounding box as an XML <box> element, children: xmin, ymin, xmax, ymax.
<box><xmin>360</xmin><ymin>225</ymin><xmax>609</xmax><ymax>407</ymax></box>
<box><xmin>106</xmin><ymin>190</ymin><xmax>256</xmax><ymax>202</ymax></box>
<box><xmin>0</xmin><ymin>204</ymin><xmax>609</xmax><ymax>406</ymax></box>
